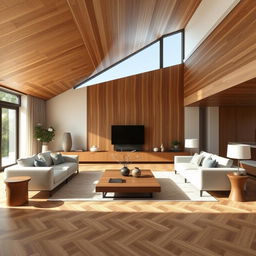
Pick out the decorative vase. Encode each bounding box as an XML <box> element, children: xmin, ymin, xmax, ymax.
<box><xmin>63</xmin><ymin>132</ymin><xmax>72</xmax><ymax>152</ymax></box>
<box><xmin>42</xmin><ymin>142</ymin><xmax>49</xmax><ymax>153</ymax></box>
<box><xmin>120</xmin><ymin>166</ymin><xmax>130</xmax><ymax>176</ymax></box>
<box><xmin>153</xmin><ymin>147</ymin><xmax>159</xmax><ymax>152</ymax></box>
<box><xmin>174</xmin><ymin>145</ymin><xmax>179</xmax><ymax>149</ymax></box>
<box><xmin>160</xmin><ymin>144</ymin><xmax>165</xmax><ymax>152</ymax></box>
<box><xmin>132</xmin><ymin>167</ymin><xmax>141</xmax><ymax>177</ymax></box>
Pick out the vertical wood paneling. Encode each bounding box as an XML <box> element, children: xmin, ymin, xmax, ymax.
<box><xmin>219</xmin><ymin>106</ymin><xmax>256</xmax><ymax>157</ymax></box>
<box><xmin>184</xmin><ymin>0</ymin><xmax>256</xmax><ymax>106</ymax></box>
<box><xmin>87</xmin><ymin>64</ymin><xmax>184</xmax><ymax>151</ymax></box>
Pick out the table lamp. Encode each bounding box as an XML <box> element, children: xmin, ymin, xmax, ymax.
<box><xmin>185</xmin><ymin>139</ymin><xmax>199</xmax><ymax>155</ymax></box>
<box><xmin>227</xmin><ymin>144</ymin><xmax>251</xmax><ymax>175</ymax></box>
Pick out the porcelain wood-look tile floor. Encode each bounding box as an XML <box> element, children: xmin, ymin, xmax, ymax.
<box><xmin>0</xmin><ymin>164</ymin><xmax>256</xmax><ymax>256</ymax></box>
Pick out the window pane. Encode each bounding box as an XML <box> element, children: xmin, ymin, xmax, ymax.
<box><xmin>79</xmin><ymin>41</ymin><xmax>160</xmax><ymax>87</ymax></box>
<box><xmin>0</xmin><ymin>90</ymin><xmax>19</xmax><ymax>104</ymax></box>
<box><xmin>2</xmin><ymin>108</ymin><xmax>17</xmax><ymax>166</ymax></box>
<box><xmin>163</xmin><ymin>32</ymin><xmax>182</xmax><ymax>67</ymax></box>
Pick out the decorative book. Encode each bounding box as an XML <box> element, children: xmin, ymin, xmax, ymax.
<box><xmin>109</xmin><ymin>178</ymin><xmax>123</xmax><ymax>183</ymax></box>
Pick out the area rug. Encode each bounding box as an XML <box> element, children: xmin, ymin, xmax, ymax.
<box><xmin>48</xmin><ymin>171</ymin><xmax>217</xmax><ymax>202</ymax></box>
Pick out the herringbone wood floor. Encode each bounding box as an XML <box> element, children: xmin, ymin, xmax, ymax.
<box><xmin>1</xmin><ymin>164</ymin><xmax>256</xmax><ymax>256</ymax></box>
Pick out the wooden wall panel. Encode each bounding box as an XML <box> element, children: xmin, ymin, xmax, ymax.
<box><xmin>219</xmin><ymin>106</ymin><xmax>256</xmax><ymax>157</ymax></box>
<box><xmin>87</xmin><ymin>64</ymin><xmax>184</xmax><ymax>151</ymax></box>
<box><xmin>0</xmin><ymin>0</ymin><xmax>200</xmax><ymax>99</ymax></box>
<box><xmin>184</xmin><ymin>0</ymin><xmax>256</xmax><ymax>106</ymax></box>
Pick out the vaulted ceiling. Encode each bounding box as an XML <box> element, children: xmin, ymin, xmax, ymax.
<box><xmin>0</xmin><ymin>0</ymin><xmax>201</xmax><ymax>99</ymax></box>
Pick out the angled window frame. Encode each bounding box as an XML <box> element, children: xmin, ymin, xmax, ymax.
<box><xmin>74</xmin><ymin>29</ymin><xmax>184</xmax><ymax>89</ymax></box>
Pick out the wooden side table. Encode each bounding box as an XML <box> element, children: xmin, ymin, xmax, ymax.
<box><xmin>227</xmin><ymin>174</ymin><xmax>248</xmax><ymax>202</ymax></box>
<box><xmin>4</xmin><ymin>176</ymin><xmax>31</xmax><ymax>206</ymax></box>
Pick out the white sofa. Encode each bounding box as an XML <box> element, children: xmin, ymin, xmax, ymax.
<box><xmin>4</xmin><ymin>153</ymin><xmax>79</xmax><ymax>196</ymax></box>
<box><xmin>174</xmin><ymin>151</ymin><xmax>245</xmax><ymax>196</ymax></box>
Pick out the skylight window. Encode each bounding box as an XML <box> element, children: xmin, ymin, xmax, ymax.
<box><xmin>163</xmin><ymin>32</ymin><xmax>182</xmax><ymax>68</ymax></box>
<box><xmin>75</xmin><ymin>30</ymin><xmax>183</xmax><ymax>89</ymax></box>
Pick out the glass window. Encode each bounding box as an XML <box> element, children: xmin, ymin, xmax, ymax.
<box><xmin>0</xmin><ymin>90</ymin><xmax>20</xmax><ymax>104</ymax></box>
<box><xmin>78</xmin><ymin>41</ymin><xmax>160</xmax><ymax>87</ymax></box>
<box><xmin>1</xmin><ymin>108</ymin><xmax>17</xmax><ymax>166</ymax></box>
<box><xmin>163</xmin><ymin>32</ymin><xmax>182</xmax><ymax>68</ymax></box>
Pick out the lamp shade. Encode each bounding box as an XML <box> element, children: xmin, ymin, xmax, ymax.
<box><xmin>227</xmin><ymin>144</ymin><xmax>251</xmax><ymax>159</ymax></box>
<box><xmin>185</xmin><ymin>139</ymin><xmax>199</xmax><ymax>149</ymax></box>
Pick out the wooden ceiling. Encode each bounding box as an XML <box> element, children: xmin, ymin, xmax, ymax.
<box><xmin>189</xmin><ymin>77</ymin><xmax>256</xmax><ymax>106</ymax></box>
<box><xmin>0</xmin><ymin>0</ymin><xmax>201</xmax><ymax>99</ymax></box>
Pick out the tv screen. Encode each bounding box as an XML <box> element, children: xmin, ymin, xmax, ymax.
<box><xmin>111</xmin><ymin>125</ymin><xmax>144</xmax><ymax>145</ymax></box>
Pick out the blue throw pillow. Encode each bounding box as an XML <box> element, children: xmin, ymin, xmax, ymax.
<box><xmin>34</xmin><ymin>159</ymin><xmax>47</xmax><ymax>167</ymax></box>
<box><xmin>202</xmin><ymin>158</ymin><xmax>218</xmax><ymax>168</ymax></box>
<box><xmin>50</xmin><ymin>152</ymin><xmax>64</xmax><ymax>165</ymax></box>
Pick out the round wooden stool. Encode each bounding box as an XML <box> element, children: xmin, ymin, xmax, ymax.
<box><xmin>4</xmin><ymin>176</ymin><xmax>31</xmax><ymax>206</ymax></box>
<box><xmin>227</xmin><ymin>174</ymin><xmax>248</xmax><ymax>202</ymax></box>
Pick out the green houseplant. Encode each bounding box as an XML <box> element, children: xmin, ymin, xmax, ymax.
<box><xmin>34</xmin><ymin>124</ymin><xmax>55</xmax><ymax>152</ymax></box>
<box><xmin>172</xmin><ymin>140</ymin><xmax>180</xmax><ymax>150</ymax></box>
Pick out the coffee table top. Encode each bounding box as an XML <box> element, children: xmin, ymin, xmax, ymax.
<box><xmin>96</xmin><ymin>169</ymin><xmax>161</xmax><ymax>192</ymax></box>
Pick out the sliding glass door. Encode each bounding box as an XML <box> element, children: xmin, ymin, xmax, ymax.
<box><xmin>1</xmin><ymin>108</ymin><xmax>17</xmax><ymax>167</ymax></box>
<box><xmin>0</xmin><ymin>90</ymin><xmax>20</xmax><ymax>170</ymax></box>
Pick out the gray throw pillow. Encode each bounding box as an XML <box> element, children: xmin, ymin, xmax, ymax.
<box><xmin>17</xmin><ymin>155</ymin><xmax>36</xmax><ymax>167</ymax></box>
<box><xmin>50</xmin><ymin>152</ymin><xmax>64</xmax><ymax>165</ymax></box>
<box><xmin>34</xmin><ymin>159</ymin><xmax>47</xmax><ymax>167</ymax></box>
<box><xmin>37</xmin><ymin>152</ymin><xmax>52</xmax><ymax>166</ymax></box>
<box><xmin>202</xmin><ymin>158</ymin><xmax>218</xmax><ymax>168</ymax></box>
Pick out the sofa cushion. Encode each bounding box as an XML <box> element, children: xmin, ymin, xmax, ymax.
<box><xmin>202</xmin><ymin>158</ymin><xmax>218</xmax><ymax>168</ymax></box>
<box><xmin>38</xmin><ymin>152</ymin><xmax>53</xmax><ymax>167</ymax></box>
<box><xmin>17</xmin><ymin>155</ymin><xmax>36</xmax><ymax>167</ymax></box>
<box><xmin>53</xmin><ymin>162</ymin><xmax>77</xmax><ymax>176</ymax></box>
<box><xmin>34</xmin><ymin>159</ymin><xmax>47</xmax><ymax>167</ymax></box>
<box><xmin>212</xmin><ymin>155</ymin><xmax>233</xmax><ymax>167</ymax></box>
<box><xmin>190</xmin><ymin>153</ymin><xmax>203</xmax><ymax>166</ymax></box>
<box><xmin>175</xmin><ymin>163</ymin><xmax>198</xmax><ymax>172</ymax></box>
<box><xmin>53</xmin><ymin>169</ymin><xmax>68</xmax><ymax>184</ymax></box>
<box><xmin>50</xmin><ymin>152</ymin><xmax>64</xmax><ymax>165</ymax></box>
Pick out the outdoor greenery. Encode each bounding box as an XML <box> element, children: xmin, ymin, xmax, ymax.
<box><xmin>1</xmin><ymin>108</ymin><xmax>9</xmax><ymax>157</ymax></box>
<box><xmin>34</xmin><ymin>124</ymin><xmax>55</xmax><ymax>143</ymax></box>
<box><xmin>0</xmin><ymin>91</ymin><xmax>19</xmax><ymax>104</ymax></box>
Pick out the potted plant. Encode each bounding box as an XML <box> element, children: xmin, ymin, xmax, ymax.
<box><xmin>172</xmin><ymin>140</ymin><xmax>180</xmax><ymax>150</ymax></box>
<box><xmin>34</xmin><ymin>123</ymin><xmax>55</xmax><ymax>152</ymax></box>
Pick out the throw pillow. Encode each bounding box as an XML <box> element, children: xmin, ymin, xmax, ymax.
<box><xmin>37</xmin><ymin>152</ymin><xmax>53</xmax><ymax>167</ymax></box>
<box><xmin>17</xmin><ymin>155</ymin><xmax>36</xmax><ymax>167</ymax></box>
<box><xmin>202</xmin><ymin>158</ymin><xmax>218</xmax><ymax>168</ymax></box>
<box><xmin>50</xmin><ymin>152</ymin><xmax>64</xmax><ymax>165</ymax></box>
<box><xmin>34</xmin><ymin>159</ymin><xmax>47</xmax><ymax>167</ymax></box>
<box><xmin>190</xmin><ymin>153</ymin><xmax>203</xmax><ymax>166</ymax></box>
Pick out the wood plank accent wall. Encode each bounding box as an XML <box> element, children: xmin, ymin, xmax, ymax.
<box><xmin>184</xmin><ymin>0</ymin><xmax>256</xmax><ymax>106</ymax></box>
<box><xmin>87</xmin><ymin>64</ymin><xmax>184</xmax><ymax>151</ymax></box>
<box><xmin>219</xmin><ymin>106</ymin><xmax>256</xmax><ymax>158</ymax></box>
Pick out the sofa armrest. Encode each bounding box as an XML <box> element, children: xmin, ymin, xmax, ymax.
<box><xmin>174</xmin><ymin>156</ymin><xmax>193</xmax><ymax>163</ymax></box>
<box><xmin>62</xmin><ymin>155</ymin><xmax>79</xmax><ymax>163</ymax></box>
<box><xmin>4</xmin><ymin>166</ymin><xmax>54</xmax><ymax>190</ymax></box>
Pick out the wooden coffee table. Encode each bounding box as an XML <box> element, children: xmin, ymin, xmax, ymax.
<box><xmin>96</xmin><ymin>169</ymin><xmax>161</xmax><ymax>198</ymax></box>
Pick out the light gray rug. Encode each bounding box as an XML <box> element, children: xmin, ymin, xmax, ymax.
<box><xmin>48</xmin><ymin>171</ymin><xmax>217</xmax><ymax>202</ymax></box>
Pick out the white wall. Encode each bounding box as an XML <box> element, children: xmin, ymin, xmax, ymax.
<box><xmin>185</xmin><ymin>0</ymin><xmax>240</xmax><ymax>60</ymax></box>
<box><xmin>185</xmin><ymin>107</ymin><xmax>199</xmax><ymax>140</ymax></box>
<box><xmin>46</xmin><ymin>88</ymin><xmax>87</xmax><ymax>151</ymax></box>
<box><xmin>206</xmin><ymin>107</ymin><xmax>219</xmax><ymax>154</ymax></box>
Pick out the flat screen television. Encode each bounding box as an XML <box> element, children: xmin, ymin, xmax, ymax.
<box><xmin>111</xmin><ymin>125</ymin><xmax>144</xmax><ymax>145</ymax></box>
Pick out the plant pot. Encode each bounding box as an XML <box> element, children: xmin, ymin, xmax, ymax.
<box><xmin>42</xmin><ymin>142</ymin><xmax>48</xmax><ymax>153</ymax></box>
<box><xmin>63</xmin><ymin>132</ymin><xmax>72</xmax><ymax>152</ymax></box>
